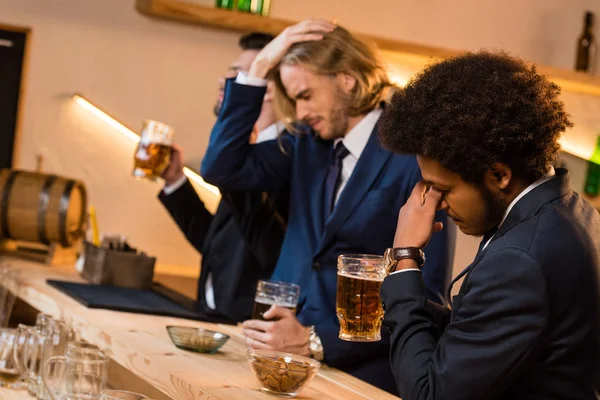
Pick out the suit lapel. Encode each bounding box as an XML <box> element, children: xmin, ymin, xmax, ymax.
<box><xmin>315</xmin><ymin>128</ymin><xmax>392</xmax><ymax>255</ymax></box>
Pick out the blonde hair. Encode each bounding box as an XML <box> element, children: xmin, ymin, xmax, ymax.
<box><xmin>271</xmin><ymin>26</ymin><xmax>394</xmax><ymax>132</ymax></box>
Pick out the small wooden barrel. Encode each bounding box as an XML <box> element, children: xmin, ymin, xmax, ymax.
<box><xmin>0</xmin><ymin>169</ymin><xmax>87</xmax><ymax>247</ymax></box>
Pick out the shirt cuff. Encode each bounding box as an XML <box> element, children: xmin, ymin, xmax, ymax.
<box><xmin>389</xmin><ymin>268</ymin><xmax>421</xmax><ymax>276</ymax></box>
<box><xmin>255</xmin><ymin>122</ymin><xmax>284</xmax><ymax>143</ymax></box>
<box><xmin>236</xmin><ymin>71</ymin><xmax>268</xmax><ymax>87</ymax></box>
<box><xmin>162</xmin><ymin>175</ymin><xmax>188</xmax><ymax>195</ymax></box>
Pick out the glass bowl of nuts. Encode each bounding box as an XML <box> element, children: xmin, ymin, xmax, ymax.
<box><xmin>166</xmin><ymin>326</ymin><xmax>229</xmax><ymax>354</ymax></box>
<box><xmin>247</xmin><ymin>348</ymin><xmax>320</xmax><ymax>398</ymax></box>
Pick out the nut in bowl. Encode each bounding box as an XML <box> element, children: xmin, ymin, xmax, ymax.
<box><xmin>247</xmin><ymin>348</ymin><xmax>320</xmax><ymax>398</ymax></box>
<box><xmin>166</xmin><ymin>326</ymin><xmax>229</xmax><ymax>354</ymax></box>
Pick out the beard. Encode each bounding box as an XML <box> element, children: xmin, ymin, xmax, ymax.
<box><xmin>315</xmin><ymin>88</ymin><xmax>351</xmax><ymax>140</ymax></box>
<box><xmin>478</xmin><ymin>185</ymin><xmax>507</xmax><ymax>236</ymax></box>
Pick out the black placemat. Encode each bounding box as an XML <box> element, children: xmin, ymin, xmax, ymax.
<box><xmin>46</xmin><ymin>279</ymin><xmax>236</xmax><ymax>325</ymax></box>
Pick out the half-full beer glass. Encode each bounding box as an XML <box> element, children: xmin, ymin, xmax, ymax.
<box><xmin>132</xmin><ymin>120</ymin><xmax>174</xmax><ymax>182</ymax></box>
<box><xmin>336</xmin><ymin>254</ymin><xmax>386</xmax><ymax>342</ymax></box>
<box><xmin>252</xmin><ymin>281</ymin><xmax>300</xmax><ymax>320</ymax></box>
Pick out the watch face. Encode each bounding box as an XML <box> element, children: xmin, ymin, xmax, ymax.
<box><xmin>384</xmin><ymin>248</ymin><xmax>398</xmax><ymax>275</ymax></box>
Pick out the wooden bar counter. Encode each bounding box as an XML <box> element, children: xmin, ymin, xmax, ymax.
<box><xmin>6</xmin><ymin>259</ymin><xmax>400</xmax><ymax>400</ymax></box>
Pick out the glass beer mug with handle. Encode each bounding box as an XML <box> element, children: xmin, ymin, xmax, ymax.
<box><xmin>29</xmin><ymin>317</ymin><xmax>79</xmax><ymax>400</ymax></box>
<box><xmin>12</xmin><ymin>324</ymin><xmax>37</xmax><ymax>390</ymax></box>
<box><xmin>18</xmin><ymin>314</ymin><xmax>54</xmax><ymax>396</ymax></box>
<box><xmin>43</xmin><ymin>341</ymin><xmax>109</xmax><ymax>400</ymax></box>
<box><xmin>252</xmin><ymin>280</ymin><xmax>300</xmax><ymax>320</ymax></box>
<box><xmin>336</xmin><ymin>254</ymin><xmax>387</xmax><ymax>342</ymax></box>
<box><xmin>0</xmin><ymin>328</ymin><xmax>25</xmax><ymax>388</ymax></box>
<box><xmin>132</xmin><ymin>120</ymin><xmax>174</xmax><ymax>182</ymax></box>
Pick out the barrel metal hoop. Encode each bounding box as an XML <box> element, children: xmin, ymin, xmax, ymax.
<box><xmin>38</xmin><ymin>175</ymin><xmax>58</xmax><ymax>245</ymax></box>
<box><xmin>1</xmin><ymin>171</ymin><xmax>20</xmax><ymax>239</ymax></box>
<box><xmin>59</xmin><ymin>180</ymin><xmax>77</xmax><ymax>247</ymax></box>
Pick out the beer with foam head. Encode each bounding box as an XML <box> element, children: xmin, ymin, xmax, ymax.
<box><xmin>133</xmin><ymin>120</ymin><xmax>174</xmax><ymax>182</ymax></box>
<box><xmin>336</xmin><ymin>254</ymin><xmax>386</xmax><ymax>342</ymax></box>
<box><xmin>252</xmin><ymin>280</ymin><xmax>300</xmax><ymax>320</ymax></box>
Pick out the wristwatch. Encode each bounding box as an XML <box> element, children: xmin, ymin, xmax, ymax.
<box><xmin>384</xmin><ymin>247</ymin><xmax>426</xmax><ymax>274</ymax></box>
<box><xmin>308</xmin><ymin>326</ymin><xmax>324</xmax><ymax>361</ymax></box>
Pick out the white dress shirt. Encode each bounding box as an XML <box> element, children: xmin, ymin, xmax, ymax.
<box><xmin>162</xmin><ymin>123</ymin><xmax>283</xmax><ymax>310</ymax></box>
<box><xmin>332</xmin><ymin>108</ymin><xmax>382</xmax><ymax>204</ymax></box>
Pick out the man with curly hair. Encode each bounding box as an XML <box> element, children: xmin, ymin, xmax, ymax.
<box><xmin>378</xmin><ymin>51</ymin><xmax>600</xmax><ymax>399</ymax></box>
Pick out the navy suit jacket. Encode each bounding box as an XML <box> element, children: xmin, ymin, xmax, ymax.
<box><xmin>201</xmin><ymin>80</ymin><xmax>454</xmax><ymax>394</ymax></box>
<box><xmin>381</xmin><ymin>169</ymin><xmax>600</xmax><ymax>399</ymax></box>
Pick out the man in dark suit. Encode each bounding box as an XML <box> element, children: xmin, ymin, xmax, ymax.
<box><xmin>201</xmin><ymin>20</ymin><xmax>454</xmax><ymax>394</ymax></box>
<box><xmin>378</xmin><ymin>51</ymin><xmax>600</xmax><ymax>399</ymax></box>
<box><xmin>159</xmin><ymin>32</ymin><xmax>288</xmax><ymax>322</ymax></box>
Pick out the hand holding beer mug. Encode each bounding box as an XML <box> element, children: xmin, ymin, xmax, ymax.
<box><xmin>252</xmin><ymin>281</ymin><xmax>300</xmax><ymax>320</ymax></box>
<box><xmin>133</xmin><ymin>120</ymin><xmax>174</xmax><ymax>182</ymax></box>
<box><xmin>336</xmin><ymin>254</ymin><xmax>386</xmax><ymax>342</ymax></box>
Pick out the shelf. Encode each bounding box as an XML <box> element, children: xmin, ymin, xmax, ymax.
<box><xmin>135</xmin><ymin>0</ymin><xmax>600</xmax><ymax>97</ymax></box>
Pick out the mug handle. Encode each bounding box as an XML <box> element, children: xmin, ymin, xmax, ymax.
<box><xmin>12</xmin><ymin>325</ymin><xmax>29</xmax><ymax>374</ymax></box>
<box><xmin>42</xmin><ymin>355</ymin><xmax>65</xmax><ymax>400</ymax></box>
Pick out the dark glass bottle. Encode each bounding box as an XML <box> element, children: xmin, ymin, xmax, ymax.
<box><xmin>215</xmin><ymin>0</ymin><xmax>234</xmax><ymax>10</ymax></box>
<box><xmin>575</xmin><ymin>11</ymin><xmax>596</xmax><ymax>74</ymax></box>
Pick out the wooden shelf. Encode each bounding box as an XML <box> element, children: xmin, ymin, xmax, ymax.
<box><xmin>135</xmin><ymin>0</ymin><xmax>600</xmax><ymax>97</ymax></box>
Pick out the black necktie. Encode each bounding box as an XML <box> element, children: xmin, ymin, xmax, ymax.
<box><xmin>324</xmin><ymin>142</ymin><xmax>350</xmax><ymax>219</ymax></box>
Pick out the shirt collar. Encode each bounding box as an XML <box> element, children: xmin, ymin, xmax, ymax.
<box><xmin>482</xmin><ymin>166</ymin><xmax>556</xmax><ymax>251</ymax></box>
<box><xmin>334</xmin><ymin>108</ymin><xmax>382</xmax><ymax>159</ymax></box>
<box><xmin>499</xmin><ymin>166</ymin><xmax>556</xmax><ymax>227</ymax></box>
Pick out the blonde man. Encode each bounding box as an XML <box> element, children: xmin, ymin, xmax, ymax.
<box><xmin>201</xmin><ymin>20</ymin><xmax>454</xmax><ymax>394</ymax></box>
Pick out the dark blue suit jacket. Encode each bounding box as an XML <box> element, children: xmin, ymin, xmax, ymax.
<box><xmin>381</xmin><ymin>169</ymin><xmax>600</xmax><ymax>399</ymax></box>
<box><xmin>201</xmin><ymin>80</ymin><xmax>454</xmax><ymax>394</ymax></box>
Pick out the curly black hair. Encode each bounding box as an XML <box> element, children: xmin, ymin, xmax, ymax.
<box><xmin>379</xmin><ymin>51</ymin><xmax>573</xmax><ymax>184</ymax></box>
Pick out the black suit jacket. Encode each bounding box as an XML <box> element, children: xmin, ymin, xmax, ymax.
<box><xmin>159</xmin><ymin>179</ymin><xmax>287</xmax><ymax>321</ymax></box>
<box><xmin>381</xmin><ymin>169</ymin><xmax>600</xmax><ymax>400</ymax></box>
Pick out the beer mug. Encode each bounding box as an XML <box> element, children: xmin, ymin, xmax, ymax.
<box><xmin>132</xmin><ymin>120</ymin><xmax>174</xmax><ymax>182</ymax></box>
<box><xmin>17</xmin><ymin>314</ymin><xmax>53</xmax><ymax>396</ymax></box>
<box><xmin>0</xmin><ymin>328</ymin><xmax>24</xmax><ymax>388</ymax></box>
<box><xmin>12</xmin><ymin>324</ymin><xmax>36</xmax><ymax>390</ymax></box>
<box><xmin>31</xmin><ymin>317</ymin><xmax>79</xmax><ymax>400</ymax></box>
<box><xmin>42</xmin><ymin>341</ymin><xmax>108</xmax><ymax>400</ymax></box>
<box><xmin>252</xmin><ymin>280</ymin><xmax>300</xmax><ymax>320</ymax></box>
<box><xmin>336</xmin><ymin>254</ymin><xmax>386</xmax><ymax>342</ymax></box>
<box><xmin>101</xmin><ymin>390</ymin><xmax>149</xmax><ymax>400</ymax></box>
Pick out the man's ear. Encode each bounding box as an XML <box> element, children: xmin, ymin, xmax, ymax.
<box><xmin>263</xmin><ymin>81</ymin><xmax>275</xmax><ymax>103</ymax></box>
<box><xmin>485</xmin><ymin>162</ymin><xmax>512</xmax><ymax>191</ymax></box>
<box><xmin>337</xmin><ymin>73</ymin><xmax>357</xmax><ymax>94</ymax></box>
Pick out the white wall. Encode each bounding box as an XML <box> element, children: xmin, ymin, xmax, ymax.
<box><xmin>1</xmin><ymin>0</ymin><xmax>598</xmax><ymax>278</ymax></box>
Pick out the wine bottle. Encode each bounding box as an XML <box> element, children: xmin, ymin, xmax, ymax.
<box><xmin>575</xmin><ymin>11</ymin><xmax>596</xmax><ymax>74</ymax></box>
